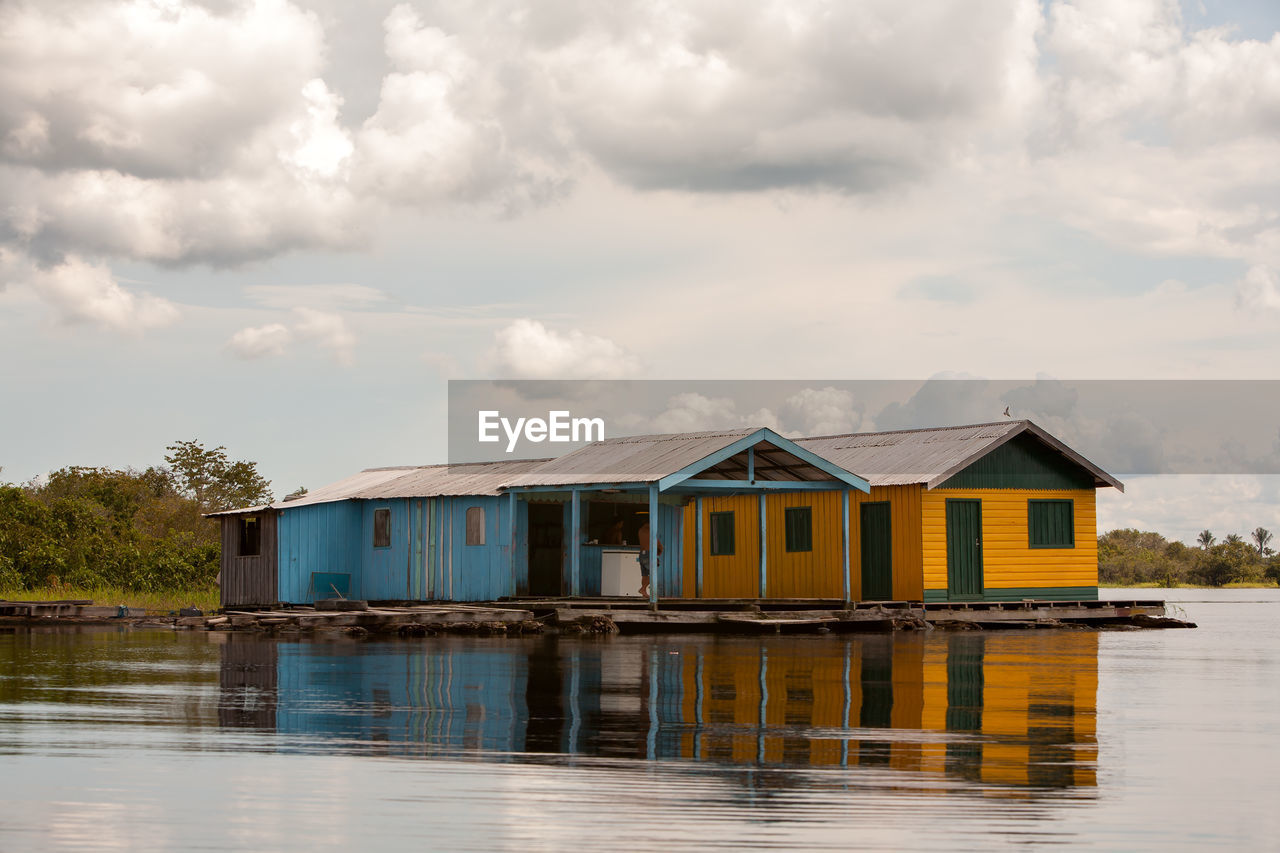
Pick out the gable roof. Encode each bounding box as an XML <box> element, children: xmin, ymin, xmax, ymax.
<box><xmin>503</xmin><ymin>427</ymin><xmax>870</xmax><ymax>492</ymax></box>
<box><xmin>797</xmin><ymin>420</ymin><xmax>1123</xmax><ymax>491</ymax></box>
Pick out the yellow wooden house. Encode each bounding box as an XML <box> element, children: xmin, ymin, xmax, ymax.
<box><xmin>681</xmin><ymin>421</ymin><xmax>1123</xmax><ymax>603</ymax></box>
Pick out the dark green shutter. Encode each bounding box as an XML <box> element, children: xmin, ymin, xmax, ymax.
<box><xmin>1028</xmin><ymin>499</ymin><xmax>1075</xmax><ymax>548</ymax></box>
<box><xmin>784</xmin><ymin>506</ymin><xmax>812</xmax><ymax>552</ymax></box>
<box><xmin>710</xmin><ymin>511</ymin><xmax>735</xmax><ymax>556</ymax></box>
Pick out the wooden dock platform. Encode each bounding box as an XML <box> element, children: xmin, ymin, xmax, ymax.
<box><xmin>0</xmin><ymin>597</ymin><xmax>1191</xmax><ymax>633</ymax></box>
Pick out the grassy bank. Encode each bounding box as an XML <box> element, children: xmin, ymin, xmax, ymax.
<box><xmin>0</xmin><ymin>584</ymin><xmax>219</xmax><ymax>613</ymax></box>
<box><xmin>1101</xmin><ymin>582</ymin><xmax>1280</xmax><ymax>589</ymax></box>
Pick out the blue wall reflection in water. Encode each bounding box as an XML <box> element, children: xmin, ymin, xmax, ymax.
<box><xmin>218</xmin><ymin>633</ymin><xmax>1097</xmax><ymax>789</ymax></box>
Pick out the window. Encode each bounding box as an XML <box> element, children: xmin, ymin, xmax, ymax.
<box><xmin>784</xmin><ymin>506</ymin><xmax>812</xmax><ymax>552</ymax></box>
<box><xmin>373</xmin><ymin>508</ymin><xmax>391</xmax><ymax>548</ymax></box>
<box><xmin>466</xmin><ymin>506</ymin><xmax>485</xmax><ymax>546</ymax></box>
<box><xmin>238</xmin><ymin>516</ymin><xmax>260</xmax><ymax>557</ymax></box>
<box><xmin>1028</xmin><ymin>499</ymin><xmax>1074</xmax><ymax>548</ymax></box>
<box><xmin>709</xmin><ymin>511</ymin><xmax>735</xmax><ymax>556</ymax></box>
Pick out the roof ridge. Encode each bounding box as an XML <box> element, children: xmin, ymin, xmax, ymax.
<box><xmin>799</xmin><ymin>420</ymin><xmax>1027</xmax><ymax>443</ymax></box>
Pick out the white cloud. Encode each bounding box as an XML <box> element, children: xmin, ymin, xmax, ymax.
<box><xmin>228</xmin><ymin>323</ymin><xmax>293</xmax><ymax>359</ymax></box>
<box><xmin>651</xmin><ymin>393</ymin><xmax>743</xmax><ymax>434</ymax></box>
<box><xmin>1236</xmin><ymin>265</ymin><xmax>1280</xmax><ymax>312</ymax></box>
<box><xmin>294</xmin><ymin>307</ymin><xmax>355</xmax><ymax>364</ymax></box>
<box><xmin>226</xmin><ymin>307</ymin><xmax>355</xmax><ymax>363</ymax></box>
<box><xmin>488</xmin><ymin>318</ymin><xmax>639</xmax><ymax>378</ymax></box>
<box><xmin>0</xmin><ymin>251</ymin><xmax>178</xmax><ymax>333</ymax></box>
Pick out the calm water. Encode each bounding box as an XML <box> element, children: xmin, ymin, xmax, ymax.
<box><xmin>1</xmin><ymin>591</ymin><xmax>1277</xmax><ymax>851</ymax></box>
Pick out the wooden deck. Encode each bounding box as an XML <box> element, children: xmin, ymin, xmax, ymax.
<box><xmin>0</xmin><ymin>597</ymin><xmax>1190</xmax><ymax>633</ymax></box>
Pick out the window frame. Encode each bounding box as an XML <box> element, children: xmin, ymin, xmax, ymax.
<box><xmin>1027</xmin><ymin>498</ymin><xmax>1075</xmax><ymax>549</ymax></box>
<box><xmin>238</xmin><ymin>516</ymin><xmax>261</xmax><ymax>558</ymax></box>
<box><xmin>373</xmin><ymin>507</ymin><xmax>392</xmax><ymax>549</ymax></box>
<box><xmin>784</xmin><ymin>505</ymin><xmax>813</xmax><ymax>553</ymax></box>
<box><xmin>465</xmin><ymin>506</ymin><xmax>485</xmax><ymax>546</ymax></box>
<box><xmin>709</xmin><ymin>510</ymin><xmax>736</xmax><ymax>556</ymax></box>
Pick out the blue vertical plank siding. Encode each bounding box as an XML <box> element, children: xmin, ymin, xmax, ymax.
<box><xmin>361</xmin><ymin>499</ymin><xmax>410</xmax><ymax>601</ymax></box>
<box><xmin>656</xmin><ymin>502</ymin><xmax>683</xmax><ymax>597</ymax></box>
<box><xmin>276</xmin><ymin>501</ymin><xmax>362</xmax><ymax>604</ymax></box>
<box><xmin>440</xmin><ymin>496</ymin><xmax>516</xmax><ymax>602</ymax></box>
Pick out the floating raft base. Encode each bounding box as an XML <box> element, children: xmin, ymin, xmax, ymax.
<box><xmin>0</xmin><ymin>598</ymin><xmax>1192</xmax><ymax>633</ymax></box>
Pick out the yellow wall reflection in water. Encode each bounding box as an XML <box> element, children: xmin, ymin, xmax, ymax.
<box><xmin>676</xmin><ymin>633</ymin><xmax>1097</xmax><ymax>789</ymax></box>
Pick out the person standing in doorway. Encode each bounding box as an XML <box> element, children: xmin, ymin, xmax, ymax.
<box><xmin>638</xmin><ymin>520</ymin><xmax>663</xmax><ymax>598</ymax></box>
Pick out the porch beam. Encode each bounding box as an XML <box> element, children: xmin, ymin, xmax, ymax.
<box><xmin>676</xmin><ymin>479</ymin><xmax>854</xmax><ymax>491</ymax></box>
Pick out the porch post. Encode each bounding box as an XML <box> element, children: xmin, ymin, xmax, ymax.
<box><xmin>695</xmin><ymin>496</ymin><xmax>704</xmax><ymax>598</ymax></box>
<box><xmin>759</xmin><ymin>493</ymin><xmax>767</xmax><ymax>598</ymax></box>
<box><xmin>649</xmin><ymin>484</ymin><xmax>659</xmax><ymax>606</ymax></box>
<box><xmin>509</xmin><ymin>491</ymin><xmax>517</xmax><ymax>595</ymax></box>
<box><xmin>842</xmin><ymin>488</ymin><xmax>851</xmax><ymax>605</ymax></box>
<box><xmin>570</xmin><ymin>488</ymin><xmax>581</xmax><ymax>597</ymax></box>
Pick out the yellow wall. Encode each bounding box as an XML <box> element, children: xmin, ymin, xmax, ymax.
<box><xmin>680</xmin><ymin>486</ymin><xmax>924</xmax><ymax>600</ymax></box>
<box><xmin>921</xmin><ymin>488</ymin><xmax>1098</xmax><ymax>594</ymax></box>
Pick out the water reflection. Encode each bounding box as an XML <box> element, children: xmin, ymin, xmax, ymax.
<box><xmin>218</xmin><ymin>632</ymin><xmax>1097</xmax><ymax>790</ymax></box>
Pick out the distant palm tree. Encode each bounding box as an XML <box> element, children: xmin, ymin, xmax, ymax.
<box><xmin>1198</xmin><ymin>530</ymin><xmax>1215</xmax><ymax>549</ymax></box>
<box><xmin>1253</xmin><ymin>527</ymin><xmax>1273</xmax><ymax>555</ymax></box>
<box><xmin>1225</xmin><ymin>533</ymin><xmax>1244</xmax><ymax>545</ymax></box>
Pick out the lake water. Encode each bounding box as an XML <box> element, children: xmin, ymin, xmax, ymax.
<box><xmin>1</xmin><ymin>590</ymin><xmax>1277</xmax><ymax>851</ymax></box>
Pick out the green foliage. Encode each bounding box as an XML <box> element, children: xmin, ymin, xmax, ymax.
<box><xmin>1101</xmin><ymin>528</ymin><xmax>1277</xmax><ymax>587</ymax></box>
<box><xmin>0</xmin><ymin>440</ymin><xmax>265</xmax><ymax>596</ymax></box>
<box><xmin>164</xmin><ymin>440</ymin><xmax>272</xmax><ymax>513</ymax></box>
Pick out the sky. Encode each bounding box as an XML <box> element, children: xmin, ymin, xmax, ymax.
<box><xmin>2</xmin><ymin>0</ymin><xmax>1280</xmax><ymax>543</ymax></box>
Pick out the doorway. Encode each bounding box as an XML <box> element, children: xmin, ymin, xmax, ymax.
<box><xmin>945</xmin><ymin>498</ymin><xmax>984</xmax><ymax>600</ymax></box>
<box><xmin>860</xmin><ymin>501</ymin><xmax>893</xmax><ymax>600</ymax></box>
<box><xmin>528</xmin><ymin>502</ymin><xmax>565</xmax><ymax>596</ymax></box>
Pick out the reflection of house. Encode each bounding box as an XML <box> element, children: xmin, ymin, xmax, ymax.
<box><xmin>220</xmin><ymin>633</ymin><xmax>1099</xmax><ymax>788</ymax></box>
<box><xmin>213</xmin><ymin>421</ymin><xmax>1121</xmax><ymax>607</ymax></box>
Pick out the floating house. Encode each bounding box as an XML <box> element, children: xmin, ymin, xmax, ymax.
<box><xmin>214</xmin><ymin>420</ymin><xmax>1121</xmax><ymax>608</ymax></box>
<box><xmin>690</xmin><ymin>420</ymin><xmax>1123</xmax><ymax>603</ymax></box>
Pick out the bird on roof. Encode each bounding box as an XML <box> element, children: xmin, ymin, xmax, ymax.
<box><xmin>1002</xmin><ymin>406</ymin><xmax>1011</xmax><ymax>417</ymax></box>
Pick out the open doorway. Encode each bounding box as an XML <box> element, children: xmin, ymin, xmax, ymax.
<box><xmin>528</xmin><ymin>501</ymin><xmax>565</xmax><ymax>596</ymax></box>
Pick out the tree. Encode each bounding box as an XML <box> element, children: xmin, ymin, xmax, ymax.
<box><xmin>164</xmin><ymin>441</ymin><xmax>272</xmax><ymax>513</ymax></box>
<box><xmin>1252</xmin><ymin>527</ymin><xmax>1273</xmax><ymax>556</ymax></box>
<box><xmin>1225</xmin><ymin>533</ymin><xmax>1244</xmax><ymax>546</ymax></box>
<box><xmin>1197</xmin><ymin>529</ymin><xmax>1215</xmax><ymax>549</ymax></box>
<box><xmin>1192</xmin><ymin>540</ymin><xmax>1256</xmax><ymax>587</ymax></box>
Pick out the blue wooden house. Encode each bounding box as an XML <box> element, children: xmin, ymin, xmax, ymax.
<box><xmin>214</xmin><ymin>428</ymin><xmax>870</xmax><ymax>607</ymax></box>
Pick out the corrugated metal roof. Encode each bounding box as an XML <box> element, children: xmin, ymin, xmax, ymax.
<box><xmin>207</xmin><ymin>459</ymin><xmax>551</xmax><ymax>516</ymax></box>
<box><xmin>210</xmin><ymin>419</ymin><xmax>1120</xmax><ymax>517</ymax></box>
<box><xmin>503</xmin><ymin>429</ymin><xmax>756</xmax><ymax>487</ymax></box>
<box><xmin>354</xmin><ymin>458</ymin><xmax>550</xmax><ymax>498</ymax></box>
<box><xmin>797</xmin><ymin>420</ymin><xmax>1122</xmax><ymax>490</ymax></box>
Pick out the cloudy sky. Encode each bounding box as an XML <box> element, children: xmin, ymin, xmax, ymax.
<box><xmin>2</xmin><ymin>0</ymin><xmax>1280</xmax><ymax>542</ymax></box>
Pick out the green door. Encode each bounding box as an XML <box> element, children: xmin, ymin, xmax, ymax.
<box><xmin>860</xmin><ymin>502</ymin><xmax>892</xmax><ymax>600</ymax></box>
<box><xmin>945</xmin><ymin>499</ymin><xmax>984</xmax><ymax>600</ymax></box>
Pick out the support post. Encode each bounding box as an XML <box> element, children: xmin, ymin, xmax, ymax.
<box><xmin>842</xmin><ymin>488</ymin><xmax>851</xmax><ymax>605</ymax></box>
<box><xmin>570</xmin><ymin>488</ymin><xmax>581</xmax><ymax>597</ymax></box>
<box><xmin>748</xmin><ymin>446</ymin><xmax>755</xmax><ymax>484</ymax></box>
<box><xmin>695</xmin><ymin>496</ymin><xmax>704</xmax><ymax>599</ymax></box>
<box><xmin>509</xmin><ymin>491</ymin><xmax>517</xmax><ymax>596</ymax></box>
<box><xmin>759</xmin><ymin>493</ymin><xmax>767</xmax><ymax>599</ymax></box>
<box><xmin>649</xmin><ymin>484</ymin><xmax>659</xmax><ymax>607</ymax></box>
